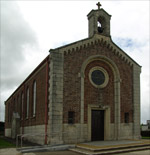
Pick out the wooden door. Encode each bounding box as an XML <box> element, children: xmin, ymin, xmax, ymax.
<box><xmin>91</xmin><ymin>110</ymin><xmax>104</xmax><ymax>141</ymax></box>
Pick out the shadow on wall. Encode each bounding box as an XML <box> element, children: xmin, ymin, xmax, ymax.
<box><xmin>141</xmin><ymin>131</ymin><xmax>150</xmax><ymax>138</ymax></box>
<box><xmin>0</xmin><ymin>122</ymin><xmax>5</xmax><ymax>136</ymax></box>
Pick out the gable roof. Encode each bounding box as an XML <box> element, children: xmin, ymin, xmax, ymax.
<box><xmin>49</xmin><ymin>34</ymin><xmax>141</xmax><ymax>68</ymax></box>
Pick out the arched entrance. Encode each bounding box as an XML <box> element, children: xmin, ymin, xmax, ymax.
<box><xmin>80</xmin><ymin>55</ymin><xmax>121</xmax><ymax>141</ymax></box>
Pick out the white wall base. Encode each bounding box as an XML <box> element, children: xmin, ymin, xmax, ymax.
<box><xmin>120</xmin><ymin>123</ymin><xmax>134</xmax><ymax>139</ymax></box>
<box><xmin>5</xmin><ymin>128</ymin><xmax>11</xmax><ymax>138</ymax></box>
<box><xmin>21</xmin><ymin>125</ymin><xmax>45</xmax><ymax>145</ymax></box>
<box><xmin>63</xmin><ymin>124</ymin><xmax>88</xmax><ymax>144</ymax></box>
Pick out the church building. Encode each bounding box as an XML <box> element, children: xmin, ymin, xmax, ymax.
<box><xmin>5</xmin><ymin>3</ymin><xmax>141</xmax><ymax>145</ymax></box>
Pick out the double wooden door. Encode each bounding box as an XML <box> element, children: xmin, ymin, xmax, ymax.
<box><xmin>91</xmin><ymin>110</ymin><xmax>104</xmax><ymax>141</ymax></box>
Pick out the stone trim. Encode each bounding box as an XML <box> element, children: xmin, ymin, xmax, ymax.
<box><xmin>51</xmin><ymin>34</ymin><xmax>140</xmax><ymax>67</ymax></box>
<box><xmin>87</xmin><ymin>104</ymin><xmax>111</xmax><ymax>141</ymax></box>
<box><xmin>48</xmin><ymin>50</ymin><xmax>64</xmax><ymax>145</ymax></box>
<box><xmin>80</xmin><ymin>55</ymin><xmax>121</xmax><ymax>140</ymax></box>
<box><xmin>133</xmin><ymin>64</ymin><xmax>141</xmax><ymax>139</ymax></box>
<box><xmin>88</xmin><ymin>66</ymin><xmax>109</xmax><ymax>88</ymax></box>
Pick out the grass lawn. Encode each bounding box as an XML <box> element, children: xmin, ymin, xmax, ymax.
<box><xmin>0</xmin><ymin>138</ymin><xmax>15</xmax><ymax>149</ymax></box>
<box><xmin>142</xmin><ymin>136</ymin><xmax>150</xmax><ymax>139</ymax></box>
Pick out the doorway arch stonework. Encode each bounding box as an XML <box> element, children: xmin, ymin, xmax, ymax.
<box><xmin>80</xmin><ymin>55</ymin><xmax>121</xmax><ymax>141</ymax></box>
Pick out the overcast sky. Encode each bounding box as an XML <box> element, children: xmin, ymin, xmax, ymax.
<box><xmin>0</xmin><ymin>0</ymin><xmax>149</xmax><ymax>124</ymax></box>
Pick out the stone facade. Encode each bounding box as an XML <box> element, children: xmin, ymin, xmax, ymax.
<box><xmin>5</xmin><ymin>4</ymin><xmax>141</xmax><ymax>145</ymax></box>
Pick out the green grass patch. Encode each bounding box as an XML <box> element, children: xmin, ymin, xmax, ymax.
<box><xmin>0</xmin><ymin>138</ymin><xmax>15</xmax><ymax>149</ymax></box>
<box><xmin>142</xmin><ymin>136</ymin><xmax>150</xmax><ymax>139</ymax></box>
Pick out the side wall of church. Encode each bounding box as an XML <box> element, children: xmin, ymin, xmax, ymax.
<box><xmin>5</xmin><ymin>56</ymin><xmax>49</xmax><ymax>145</ymax></box>
<box><xmin>63</xmin><ymin>42</ymin><xmax>133</xmax><ymax>142</ymax></box>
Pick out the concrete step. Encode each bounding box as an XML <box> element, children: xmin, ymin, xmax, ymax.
<box><xmin>70</xmin><ymin>141</ymin><xmax>150</xmax><ymax>155</ymax></box>
<box><xmin>76</xmin><ymin>142</ymin><xmax>150</xmax><ymax>152</ymax></box>
<box><xmin>70</xmin><ymin>146</ymin><xmax>150</xmax><ymax>155</ymax></box>
<box><xmin>18</xmin><ymin>144</ymin><xmax>75</xmax><ymax>153</ymax></box>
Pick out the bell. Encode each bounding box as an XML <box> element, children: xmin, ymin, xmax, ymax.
<box><xmin>98</xmin><ymin>26</ymin><xmax>103</xmax><ymax>33</ymax></box>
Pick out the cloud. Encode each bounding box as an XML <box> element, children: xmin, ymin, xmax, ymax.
<box><xmin>109</xmin><ymin>0</ymin><xmax>149</xmax><ymax>123</ymax></box>
<box><xmin>1</xmin><ymin>1</ymin><xmax>37</xmax><ymax>79</ymax></box>
<box><xmin>0</xmin><ymin>1</ymin><xmax>38</xmax><ymax>121</ymax></box>
<box><xmin>113</xmin><ymin>36</ymin><xmax>149</xmax><ymax>123</ymax></box>
<box><xmin>0</xmin><ymin>1</ymin><xmax>149</xmax><ymax>124</ymax></box>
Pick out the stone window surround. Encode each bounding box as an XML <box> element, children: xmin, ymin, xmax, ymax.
<box><xmin>89</xmin><ymin>66</ymin><xmax>109</xmax><ymax>88</ymax></box>
<box><xmin>87</xmin><ymin>104</ymin><xmax>110</xmax><ymax>141</ymax></box>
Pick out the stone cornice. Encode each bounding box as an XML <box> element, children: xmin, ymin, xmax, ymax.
<box><xmin>87</xmin><ymin>9</ymin><xmax>112</xmax><ymax>18</ymax></box>
<box><xmin>49</xmin><ymin>34</ymin><xmax>141</xmax><ymax>68</ymax></box>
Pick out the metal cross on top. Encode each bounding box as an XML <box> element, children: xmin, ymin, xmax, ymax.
<box><xmin>96</xmin><ymin>2</ymin><xmax>102</xmax><ymax>9</ymax></box>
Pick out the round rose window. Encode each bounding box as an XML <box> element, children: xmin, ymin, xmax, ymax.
<box><xmin>91</xmin><ymin>70</ymin><xmax>105</xmax><ymax>85</ymax></box>
<box><xmin>89</xmin><ymin>67</ymin><xmax>109</xmax><ymax>88</ymax></box>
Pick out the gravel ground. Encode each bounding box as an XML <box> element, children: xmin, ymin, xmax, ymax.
<box><xmin>33</xmin><ymin>150</ymin><xmax>150</xmax><ymax>155</ymax></box>
<box><xmin>0</xmin><ymin>148</ymin><xmax>21</xmax><ymax>155</ymax></box>
<box><xmin>0</xmin><ymin>149</ymin><xmax>80</xmax><ymax>155</ymax></box>
<box><xmin>34</xmin><ymin>150</ymin><xmax>80</xmax><ymax>155</ymax></box>
<box><xmin>0</xmin><ymin>148</ymin><xmax>150</xmax><ymax>155</ymax></box>
<box><xmin>118</xmin><ymin>150</ymin><xmax>150</xmax><ymax>155</ymax></box>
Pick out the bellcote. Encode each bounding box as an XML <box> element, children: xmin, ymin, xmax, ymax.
<box><xmin>87</xmin><ymin>2</ymin><xmax>111</xmax><ymax>37</ymax></box>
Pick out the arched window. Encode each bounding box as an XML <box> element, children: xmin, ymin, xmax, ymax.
<box><xmin>26</xmin><ymin>88</ymin><xmax>29</xmax><ymax>118</ymax></box>
<box><xmin>8</xmin><ymin>103</ymin><xmax>10</xmax><ymax>122</ymax></box>
<box><xmin>33</xmin><ymin>81</ymin><xmax>36</xmax><ymax>116</ymax></box>
<box><xmin>14</xmin><ymin>98</ymin><xmax>16</xmax><ymax>112</ymax></box>
<box><xmin>17</xmin><ymin>95</ymin><xmax>19</xmax><ymax>113</ymax></box>
<box><xmin>21</xmin><ymin>93</ymin><xmax>24</xmax><ymax>119</ymax></box>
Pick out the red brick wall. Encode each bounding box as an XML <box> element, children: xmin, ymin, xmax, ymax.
<box><xmin>63</xmin><ymin>43</ymin><xmax>133</xmax><ymax>124</ymax></box>
<box><xmin>84</xmin><ymin>60</ymin><xmax>114</xmax><ymax>123</ymax></box>
<box><xmin>120</xmin><ymin>60</ymin><xmax>133</xmax><ymax>123</ymax></box>
<box><xmin>22</xmin><ymin>64</ymin><xmax>47</xmax><ymax>127</ymax></box>
<box><xmin>5</xmin><ymin>57</ymin><xmax>49</xmax><ymax>128</ymax></box>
